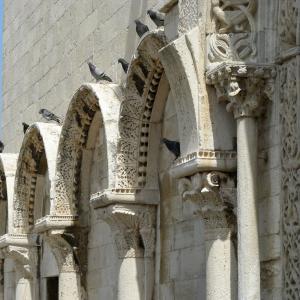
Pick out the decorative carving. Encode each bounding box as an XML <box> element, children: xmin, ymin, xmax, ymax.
<box><xmin>4</xmin><ymin>246</ymin><xmax>37</xmax><ymax>279</ymax></box>
<box><xmin>279</xmin><ymin>0</ymin><xmax>299</xmax><ymax>46</ymax></box>
<box><xmin>179</xmin><ymin>172</ymin><xmax>236</xmax><ymax>229</ymax></box>
<box><xmin>44</xmin><ymin>233</ymin><xmax>79</xmax><ymax>273</ymax></box>
<box><xmin>178</xmin><ymin>0</ymin><xmax>199</xmax><ymax>33</ymax></box>
<box><xmin>97</xmin><ymin>204</ymin><xmax>156</xmax><ymax>258</ymax></box>
<box><xmin>208</xmin><ymin>0</ymin><xmax>257</xmax><ymax>64</ymax></box>
<box><xmin>55</xmin><ymin>89</ymin><xmax>99</xmax><ymax>215</ymax></box>
<box><xmin>206</xmin><ymin>63</ymin><xmax>276</xmax><ymax>118</ymax></box>
<box><xmin>280</xmin><ymin>58</ymin><xmax>300</xmax><ymax>299</ymax></box>
<box><xmin>13</xmin><ymin>129</ymin><xmax>44</xmax><ymax>231</ymax></box>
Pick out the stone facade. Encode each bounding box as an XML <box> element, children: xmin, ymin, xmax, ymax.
<box><xmin>0</xmin><ymin>0</ymin><xmax>298</xmax><ymax>299</ymax></box>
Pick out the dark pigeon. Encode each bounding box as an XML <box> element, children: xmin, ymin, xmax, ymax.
<box><xmin>162</xmin><ymin>138</ymin><xmax>180</xmax><ymax>159</ymax></box>
<box><xmin>39</xmin><ymin>109</ymin><xmax>62</xmax><ymax>124</ymax></box>
<box><xmin>88</xmin><ymin>62</ymin><xmax>112</xmax><ymax>82</ymax></box>
<box><xmin>147</xmin><ymin>9</ymin><xmax>165</xmax><ymax>27</ymax></box>
<box><xmin>0</xmin><ymin>141</ymin><xmax>4</xmax><ymax>153</ymax></box>
<box><xmin>118</xmin><ymin>58</ymin><xmax>129</xmax><ymax>73</ymax></box>
<box><xmin>22</xmin><ymin>122</ymin><xmax>29</xmax><ymax>134</ymax></box>
<box><xmin>134</xmin><ymin>19</ymin><xmax>149</xmax><ymax>38</ymax></box>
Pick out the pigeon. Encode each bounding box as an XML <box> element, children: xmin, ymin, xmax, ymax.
<box><xmin>39</xmin><ymin>109</ymin><xmax>62</xmax><ymax>124</ymax></box>
<box><xmin>118</xmin><ymin>58</ymin><xmax>129</xmax><ymax>73</ymax></box>
<box><xmin>134</xmin><ymin>20</ymin><xmax>149</xmax><ymax>38</ymax></box>
<box><xmin>162</xmin><ymin>138</ymin><xmax>180</xmax><ymax>159</ymax></box>
<box><xmin>22</xmin><ymin>122</ymin><xmax>29</xmax><ymax>134</ymax></box>
<box><xmin>88</xmin><ymin>62</ymin><xmax>112</xmax><ymax>82</ymax></box>
<box><xmin>0</xmin><ymin>141</ymin><xmax>4</xmax><ymax>153</ymax></box>
<box><xmin>147</xmin><ymin>9</ymin><xmax>165</xmax><ymax>27</ymax></box>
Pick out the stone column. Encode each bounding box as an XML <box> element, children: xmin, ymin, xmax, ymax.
<box><xmin>206</xmin><ymin>63</ymin><xmax>275</xmax><ymax>300</ymax></box>
<box><xmin>97</xmin><ymin>204</ymin><xmax>156</xmax><ymax>300</ymax></box>
<box><xmin>179</xmin><ymin>171</ymin><xmax>237</xmax><ymax>300</ymax></box>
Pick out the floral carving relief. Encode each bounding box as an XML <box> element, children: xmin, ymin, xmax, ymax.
<box><xmin>280</xmin><ymin>58</ymin><xmax>300</xmax><ymax>299</ymax></box>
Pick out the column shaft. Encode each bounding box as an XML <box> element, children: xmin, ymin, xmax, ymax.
<box><xmin>237</xmin><ymin>117</ymin><xmax>260</xmax><ymax>299</ymax></box>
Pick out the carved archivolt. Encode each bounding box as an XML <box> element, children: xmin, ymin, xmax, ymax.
<box><xmin>13</xmin><ymin>123</ymin><xmax>61</xmax><ymax>233</ymax></box>
<box><xmin>54</xmin><ymin>83</ymin><xmax>121</xmax><ymax>216</ymax></box>
<box><xmin>280</xmin><ymin>58</ymin><xmax>300</xmax><ymax>299</ymax></box>
<box><xmin>116</xmin><ymin>29</ymin><xmax>167</xmax><ymax>189</ymax></box>
<box><xmin>208</xmin><ymin>0</ymin><xmax>257</xmax><ymax>64</ymax></box>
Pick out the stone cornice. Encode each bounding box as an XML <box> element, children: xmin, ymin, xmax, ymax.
<box><xmin>0</xmin><ymin>233</ymin><xmax>37</xmax><ymax>249</ymax></box>
<box><xmin>90</xmin><ymin>188</ymin><xmax>160</xmax><ymax>209</ymax></box>
<box><xmin>34</xmin><ymin>215</ymin><xmax>78</xmax><ymax>233</ymax></box>
<box><xmin>170</xmin><ymin>150</ymin><xmax>237</xmax><ymax>178</ymax></box>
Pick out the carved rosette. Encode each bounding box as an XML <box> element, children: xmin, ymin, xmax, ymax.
<box><xmin>208</xmin><ymin>0</ymin><xmax>257</xmax><ymax>64</ymax></box>
<box><xmin>280</xmin><ymin>58</ymin><xmax>300</xmax><ymax>299</ymax></box>
<box><xmin>206</xmin><ymin>63</ymin><xmax>276</xmax><ymax>119</ymax></box>
<box><xmin>178</xmin><ymin>172</ymin><xmax>236</xmax><ymax>231</ymax></box>
<box><xmin>97</xmin><ymin>204</ymin><xmax>156</xmax><ymax>258</ymax></box>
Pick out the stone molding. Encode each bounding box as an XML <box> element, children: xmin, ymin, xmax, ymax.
<box><xmin>170</xmin><ymin>149</ymin><xmax>237</xmax><ymax>178</ymax></box>
<box><xmin>34</xmin><ymin>215</ymin><xmax>78</xmax><ymax>233</ymax></box>
<box><xmin>178</xmin><ymin>171</ymin><xmax>236</xmax><ymax>230</ymax></box>
<box><xmin>90</xmin><ymin>188</ymin><xmax>160</xmax><ymax>208</ymax></box>
<box><xmin>95</xmin><ymin>204</ymin><xmax>156</xmax><ymax>258</ymax></box>
<box><xmin>206</xmin><ymin>62</ymin><xmax>276</xmax><ymax>119</ymax></box>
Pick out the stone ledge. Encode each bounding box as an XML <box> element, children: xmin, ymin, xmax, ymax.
<box><xmin>34</xmin><ymin>215</ymin><xmax>78</xmax><ymax>233</ymax></box>
<box><xmin>90</xmin><ymin>188</ymin><xmax>160</xmax><ymax>209</ymax></box>
<box><xmin>275</xmin><ymin>47</ymin><xmax>300</xmax><ymax>64</ymax></box>
<box><xmin>0</xmin><ymin>233</ymin><xmax>37</xmax><ymax>248</ymax></box>
<box><xmin>170</xmin><ymin>150</ymin><xmax>237</xmax><ymax>178</ymax></box>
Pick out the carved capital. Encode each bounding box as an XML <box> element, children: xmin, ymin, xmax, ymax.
<box><xmin>179</xmin><ymin>171</ymin><xmax>236</xmax><ymax>229</ymax></box>
<box><xmin>4</xmin><ymin>246</ymin><xmax>37</xmax><ymax>279</ymax></box>
<box><xmin>44</xmin><ymin>233</ymin><xmax>78</xmax><ymax>273</ymax></box>
<box><xmin>206</xmin><ymin>63</ymin><xmax>276</xmax><ymax>118</ymax></box>
<box><xmin>97</xmin><ymin>204</ymin><xmax>156</xmax><ymax>258</ymax></box>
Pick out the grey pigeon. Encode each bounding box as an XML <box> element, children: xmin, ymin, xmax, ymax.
<box><xmin>118</xmin><ymin>58</ymin><xmax>129</xmax><ymax>73</ymax></box>
<box><xmin>147</xmin><ymin>9</ymin><xmax>165</xmax><ymax>27</ymax></box>
<box><xmin>0</xmin><ymin>141</ymin><xmax>4</xmax><ymax>153</ymax></box>
<box><xmin>162</xmin><ymin>138</ymin><xmax>180</xmax><ymax>159</ymax></box>
<box><xmin>22</xmin><ymin>122</ymin><xmax>29</xmax><ymax>134</ymax></box>
<box><xmin>88</xmin><ymin>62</ymin><xmax>112</xmax><ymax>82</ymax></box>
<box><xmin>134</xmin><ymin>20</ymin><xmax>149</xmax><ymax>38</ymax></box>
<box><xmin>39</xmin><ymin>109</ymin><xmax>62</xmax><ymax>124</ymax></box>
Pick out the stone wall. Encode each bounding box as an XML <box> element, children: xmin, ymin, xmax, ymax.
<box><xmin>2</xmin><ymin>0</ymin><xmax>160</xmax><ymax>152</ymax></box>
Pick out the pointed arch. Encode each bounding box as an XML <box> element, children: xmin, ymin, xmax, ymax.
<box><xmin>13</xmin><ymin>123</ymin><xmax>61</xmax><ymax>233</ymax></box>
<box><xmin>54</xmin><ymin>83</ymin><xmax>122</xmax><ymax>215</ymax></box>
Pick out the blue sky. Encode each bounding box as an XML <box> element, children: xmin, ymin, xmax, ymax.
<box><xmin>0</xmin><ymin>0</ymin><xmax>3</xmax><ymax>134</ymax></box>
